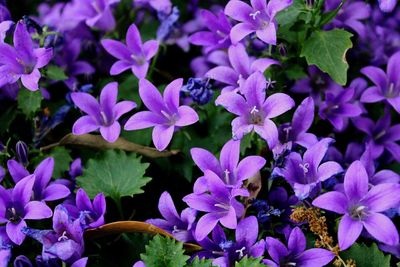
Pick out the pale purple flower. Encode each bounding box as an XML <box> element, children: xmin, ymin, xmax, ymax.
<box><xmin>0</xmin><ymin>20</ymin><xmax>13</xmax><ymax>42</ymax></box>
<box><xmin>0</xmin><ymin>21</ymin><xmax>52</xmax><ymax>91</ymax></box>
<box><xmin>264</xmin><ymin>227</ymin><xmax>335</xmax><ymax>267</ymax></box>
<box><xmin>0</xmin><ymin>175</ymin><xmax>53</xmax><ymax>245</ymax></box>
<box><xmin>101</xmin><ymin>23</ymin><xmax>159</xmax><ymax>79</ymax></box>
<box><xmin>378</xmin><ymin>0</ymin><xmax>397</xmax><ymax>12</ymax></box>
<box><xmin>134</xmin><ymin>0</ymin><xmax>172</xmax><ymax>14</ymax></box>
<box><xmin>146</xmin><ymin>191</ymin><xmax>197</xmax><ymax>242</ymax></box>
<box><xmin>313</xmin><ymin>161</ymin><xmax>400</xmax><ymax>250</ymax></box>
<box><xmin>225</xmin><ymin>0</ymin><xmax>293</xmax><ymax>45</ymax></box>
<box><xmin>360</xmin><ymin>51</ymin><xmax>400</xmax><ymax>113</ymax></box>
<box><xmin>206</xmin><ymin>43</ymin><xmax>278</xmax><ymax>93</ymax></box>
<box><xmin>71</xmin><ymin>82</ymin><xmax>136</xmax><ymax>143</ymax></box>
<box><xmin>191</xmin><ymin>139</ymin><xmax>265</xmax><ymax>193</ymax></box>
<box><xmin>7</xmin><ymin>157</ymin><xmax>70</xmax><ymax>202</ymax></box>
<box><xmin>216</xmin><ymin>72</ymin><xmax>295</xmax><ymax>148</ymax></box>
<box><xmin>183</xmin><ymin>171</ymin><xmax>249</xmax><ymax>241</ymax></box>
<box><xmin>279</xmin><ymin>138</ymin><xmax>343</xmax><ymax>199</ymax></box>
<box><xmin>124</xmin><ymin>78</ymin><xmax>199</xmax><ymax>151</ymax></box>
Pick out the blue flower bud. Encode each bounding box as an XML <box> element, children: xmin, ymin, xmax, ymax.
<box><xmin>181</xmin><ymin>78</ymin><xmax>213</xmax><ymax>105</ymax></box>
<box><xmin>16</xmin><ymin>141</ymin><xmax>28</xmax><ymax>166</ymax></box>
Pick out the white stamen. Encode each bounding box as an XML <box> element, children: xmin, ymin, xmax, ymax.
<box><xmin>235</xmin><ymin>246</ymin><xmax>246</xmax><ymax>258</ymax></box>
<box><xmin>299</xmin><ymin>163</ymin><xmax>310</xmax><ymax>174</ymax></box>
<box><xmin>214</xmin><ymin>203</ymin><xmax>230</xmax><ymax>210</ymax></box>
<box><xmin>224</xmin><ymin>169</ymin><xmax>230</xmax><ymax>184</ymax></box>
<box><xmin>249</xmin><ymin>10</ymin><xmax>261</xmax><ymax>20</ymax></box>
<box><xmin>250</xmin><ymin>106</ymin><xmax>259</xmax><ymax>114</ymax></box>
<box><xmin>58</xmin><ymin>231</ymin><xmax>69</xmax><ymax>242</ymax></box>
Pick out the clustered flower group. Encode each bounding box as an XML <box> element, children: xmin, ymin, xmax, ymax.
<box><xmin>0</xmin><ymin>0</ymin><xmax>400</xmax><ymax>266</ymax></box>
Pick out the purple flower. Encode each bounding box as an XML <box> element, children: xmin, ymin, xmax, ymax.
<box><xmin>0</xmin><ymin>20</ymin><xmax>13</xmax><ymax>43</ymax></box>
<box><xmin>183</xmin><ymin>171</ymin><xmax>249</xmax><ymax>241</ymax></box>
<box><xmin>7</xmin><ymin>157</ymin><xmax>71</xmax><ymax>202</ymax></box>
<box><xmin>360</xmin><ymin>51</ymin><xmax>400</xmax><ymax>113</ymax></box>
<box><xmin>264</xmin><ymin>227</ymin><xmax>335</xmax><ymax>267</ymax></box>
<box><xmin>313</xmin><ymin>161</ymin><xmax>400</xmax><ymax>250</ymax></box>
<box><xmin>0</xmin><ymin>21</ymin><xmax>52</xmax><ymax>91</ymax></box>
<box><xmin>216</xmin><ymin>72</ymin><xmax>295</xmax><ymax>148</ymax></box>
<box><xmin>101</xmin><ymin>23</ymin><xmax>159</xmax><ymax>79</ymax></box>
<box><xmin>134</xmin><ymin>0</ymin><xmax>172</xmax><ymax>14</ymax></box>
<box><xmin>318</xmin><ymin>86</ymin><xmax>363</xmax><ymax>131</ymax></box>
<box><xmin>65</xmin><ymin>188</ymin><xmax>106</xmax><ymax>229</ymax></box>
<box><xmin>206</xmin><ymin>43</ymin><xmax>278</xmax><ymax>93</ymax></box>
<box><xmin>189</xmin><ymin>9</ymin><xmax>232</xmax><ymax>53</ymax></box>
<box><xmin>71</xmin><ymin>82</ymin><xmax>136</xmax><ymax>143</ymax></box>
<box><xmin>146</xmin><ymin>191</ymin><xmax>196</xmax><ymax>242</ymax></box>
<box><xmin>23</xmin><ymin>205</ymin><xmax>84</xmax><ymax>263</ymax></box>
<box><xmin>279</xmin><ymin>138</ymin><xmax>343</xmax><ymax>199</ymax></box>
<box><xmin>196</xmin><ymin>216</ymin><xmax>265</xmax><ymax>267</ymax></box>
<box><xmin>70</xmin><ymin>0</ymin><xmax>120</xmax><ymax>31</ymax></box>
<box><xmin>0</xmin><ymin>175</ymin><xmax>53</xmax><ymax>245</ymax></box>
<box><xmin>353</xmin><ymin>112</ymin><xmax>400</xmax><ymax>161</ymax></box>
<box><xmin>378</xmin><ymin>0</ymin><xmax>397</xmax><ymax>12</ymax></box>
<box><xmin>225</xmin><ymin>0</ymin><xmax>293</xmax><ymax>45</ymax></box>
<box><xmin>124</xmin><ymin>78</ymin><xmax>199</xmax><ymax>151</ymax></box>
<box><xmin>191</xmin><ymin>139</ymin><xmax>265</xmax><ymax>192</ymax></box>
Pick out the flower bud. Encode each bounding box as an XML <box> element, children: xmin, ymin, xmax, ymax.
<box><xmin>16</xmin><ymin>141</ymin><xmax>29</xmax><ymax>166</ymax></box>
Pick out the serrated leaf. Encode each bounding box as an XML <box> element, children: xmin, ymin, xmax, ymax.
<box><xmin>77</xmin><ymin>150</ymin><xmax>151</xmax><ymax>200</ymax></box>
<box><xmin>46</xmin><ymin>65</ymin><xmax>68</xmax><ymax>81</ymax></box>
<box><xmin>186</xmin><ymin>257</ymin><xmax>215</xmax><ymax>267</ymax></box>
<box><xmin>49</xmin><ymin>147</ymin><xmax>73</xmax><ymax>178</ymax></box>
<box><xmin>141</xmin><ymin>235</ymin><xmax>189</xmax><ymax>267</ymax></box>
<box><xmin>276</xmin><ymin>0</ymin><xmax>305</xmax><ymax>26</ymax></box>
<box><xmin>235</xmin><ymin>256</ymin><xmax>264</xmax><ymax>267</ymax></box>
<box><xmin>340</xmin><ymin>243</ymin><xmax>391</xmax><ymax>267</ymax></box>
<box><xmin>17</xmin><ymin>89</ymin><xmax>43</xmax><ymax>116</ymax></box>
<box><xmin>301</xmin><ymin>29</ymin><xmax>353</xmax><ymax>85</ymax></box>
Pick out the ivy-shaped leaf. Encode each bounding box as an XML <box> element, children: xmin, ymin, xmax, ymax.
<box><xmin>77</xmin><ymin>150</ymin><xmax>151</xmax><ymax>201</ymax></box>
<box><xmin>301</xmin><ymin>29</ymin><xmax>353</xmax><ymax>85</ymax></box>
<box><xmin>141</xmin><ymin>235</ymin><xmax>189</xmax><ymax>267</ymax></box>
<box><xmin>340</xmin><ymin>243</ymin><xmax>391</xmax><ymax>267</ymax></box>
<box><xmin>17</xmin><ymin>89</ymin><xmax>43</xmax><ymax>117</ymax></box>
<box><xmin>235</xmin><ymin>256</ymin><xmax>265</xmax><ymax>267</ymax></box>
<box><xmin>186</xmin><ymin>257</ymin><xmax>215</xmax><ymax>267</ymax></box>
<box><xmin>49</xmin><ymin>147</ymin><xmax>73</xmax><ymax>178</ymax></box>
<box><xmin>46</xmin><ymin>65</ymin><xmax>68</xmax><ymax>81</ymax></box>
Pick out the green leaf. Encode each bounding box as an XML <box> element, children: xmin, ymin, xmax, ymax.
<box><xmin>17</xmin><ymin>89</ymin><xmax>43</xmax><ymax>117</ymax></box>
<box><xmin>76</xmin><ymin>150</ymin><xmax>151</xmax><ymax>200</ymax></box>
<box><xmin>141</xmin><ymin>235</ymin><xmax>189</xmax><ymax>267</ymax></box>
<box><xmin>49</xmin><ymin>147</ymin><xmax>73</xmax><ymax>177</ymax></box>
<box><xmin>235</xmin><ymin>256</ymin><xmax>264</xmax><ymax>267</ymax></box>
<box><xmin>186</xmin><ymin>257</ymin><xmax>215</xmax><ymax>267</ymax></box>
<box><xmin>46</xmin><ymin>65</ymin><xmax>68</xmax><ymax>81</ymax></box>
<box><xmin>276</xmin><ymin>0</ymin><xmax>305</xmax><ymax>26</ymax></box>
<box><xmin>301</xmin><ymin>29</ymin><xmax>353</xmax><ymax>85</ymax></box>
<box><xmin>340</xmin><ymin>243</ymin><xmax>391</xmax><ymax>267</ymax></box>
<box><xmin>0</xmin><ymin>105</ymin><xmax>17</xmax><ymax>134</ymax></box>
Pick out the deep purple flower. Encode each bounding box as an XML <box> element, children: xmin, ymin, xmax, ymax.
<box><xmin>191</xmin><ymin>139</ymin><xmax>265</xmax><ymax>192</ymax></box>
<box><xmin>313</xmin><ymin>161</ymin><xmax>400</xmax><ymax>250</ymax></box>
<box><xmin>71</xmin><ymin>82</ymin><xmax>136</xmax><ymax>143</ymax></box>
<box><xmin>0</xmin><ymin>21</ymin><xmax>52</xmax><ymax>91</ymax></box>
<box><xmin>146</xmin><ymin>191</ymin><xmax>196</xmax><ymax>242</ymax></box>
<box><xmin>279</xmin><ymin>138</ymin><xmax>343</xmax><ymax>199</ymax></box>
<box><xmin>0</xmin><ymin>175</ymin><xmax>53</xmax><ymax>245</ymax></box>
<box><xmin>216</xmin><ymin>72</ymin><xmax>295</xmax><ymax>148</ymax></box>
<box><xmin>7</xmin><ymin>157</ymin><xmax>70</xmax><ymax>202</ymax></box>
<box><xmin>23</xmin><ymin>205</ymin><xmax>84</xmax><ymax>263</ymax></box>
<box><xmin>360</xmin><ymin>51</ymin><xmax>400</xmax><ymax>113</ymax></box>
<box><xmin>101</xmin><ymin>23</ymin><xmax>159</xmax><ymax>79</ymax></box>
<box><xmin>264</xmin><ymin>227</ymin><xmax>335</xmax><ymax>267</ymax></box>
<box><xmin>65</xmin><ymin>189</ymin><xmax>106</xmax><ymax>229</ymax></box>
<box><xmin>206</xmin><ymin>43</ymin><xmax>278</xmax><ymax>93</ymax></box>
<box><xmin>124</xmin><ymin>78</ymin><xmax>199</xmax><ymax>151</ymax></box>
<box><xmin>319</xmin><ymin>86</ymin><xmax>363</xmax><ymax>131</ymax></box>
<box><xmin>196</xmin><ymin>216</ymin><xmax>265</xmax><ymax>267</ymax></box>
<box><xmin>180</xmin><ymin>78</ymin><xmax>213</xmax><ymax>105</ymax></box>
<box><xmin>183</xmin><ymin>171</ymin><xmax>249</xmax><ymax>241</ymax></box>
<box><xmin>353</xmin><ymin>112</ymin><xmax>400</xmax><ymax>161</ymax></box>
<box><xmin>189</xmin><ymin>9</ymin><xmax>232</xmax><ymax>53</ymax></box>
<box><xmin>225</xmin><ymin>0</ymin><xmax>292</xmax><ymax>45</ymax></box>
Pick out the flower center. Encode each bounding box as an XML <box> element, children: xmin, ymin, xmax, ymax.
<box><xmin>58</xmin><ymin>231</ymin><xmax>69</xmax><ymax>242</ymax></box>
<box><xmin>250</xmin><ymin>106</ymin><xmax>263</xmax><ymax>125</ymax></box>
<box><xmin>249</xmin><ymin>10</ymin><xmax>261</xmax><ymax>20</ymax></box>
<box><xmin>298</xmin><ymin>163</ymin><xmax>310</xmax><ymax>174</ymax></box>
<box><xmin>100</xmin><ymin>111</ymin><xmax>112</xmax><ymax>126</ymax></box>
<box><xmin>131</xmin><ymin>54</ymin><xmax>146</xmax><ymax>65</ymax></box>
<box><xmin>350</xmin><ymin>205</ymin><xmax>367</xmax><ymax>220</ymax></box>
<box><xmin>161</xmin><ymin>110</ymin><xmax>177</xmax><ymax>125</ymax></box>
<box><xmin>386</xmin><ymin>82</ymin><xmax>398</xmax><ymax>98</ymax></box>
<box><xmin>6</xmin><ymin>207</ymin><xmax>20</xmax><ymax>223</ymax></box>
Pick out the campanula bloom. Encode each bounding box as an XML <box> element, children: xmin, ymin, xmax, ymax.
<box><xmin>206</xmin><ymin>43</ymin><xmax>278</xmax><ymax>93</ymax></box>
<box><xmin>0</xmin><ymin>175</ymin><xmax>53</xmax><ymax>245</ymax></box>
<box><xmin>278</xmin><ymin>138</ymin><xmax>343</xmax><ymax>199</ymax></box>
<box><xmin>0</xmin><ymin>21</ymin><xmax>52</xmax><ymax>91</ymax></box>
<box><xmin>183</xmin><ymin>170</ymin><xmax>249</xmax><ymax>241</ymax></box>
<box><xmin>146</xmin><ymin>191</ymin><xmax>197</xmax><ymax>242</ymax></box>
<box><xmin>378</xmin><ymin>0</ymin><xmax>397</xmax><ymax>12</ymax></box>
<box><xmin>71</xmin><ymin>82</ymin><xmax>136</xmax><ymax>143</ymax></box>
<box><xmin>191</xmin><ymin>139</ymin><xmax>265</xmax><ymax>192</ymax></box>
<box><xmin>7</xmin><ymin>157</ymin><xmax>70</xmax><ymax>202</ymax></box>
<box><xmin>264</xmin><ymin>227</ymin><xmax>335</xmax><ymax>267</ymax></box>
<box><xmin>225</xmin><ymin>0</ymin><xmax>293</xmax><ymax>45</ymax></box>
<box><xmin>101</xmin><ymin>23</ymin><xmax>159</xmax><ymax>79</ymax></box>
<box><xmin>360</xmin><ymin>51</ymin><xmax>400</xmax><ymax>113</ymax></box>
<box><xmin>216</xmin><ymin>72</ymin><xmax>294</xmax><ymax>148</ymax></box>
<box><xmin>313</xmin><ymin>161</ymin><xmax>400</xmax><ymax>250</ymax></box>
<box><xmin>124</xmin><ymin>78</ymin><xmax>199</xmax><ymax>151</ymax></box>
